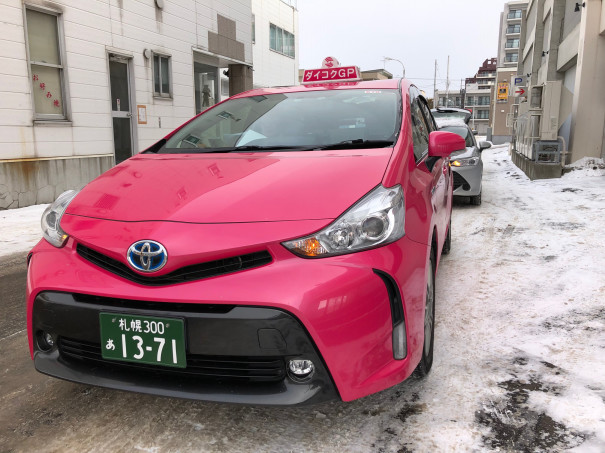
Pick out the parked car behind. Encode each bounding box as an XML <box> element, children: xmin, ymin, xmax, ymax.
<box><xmin>432</xmin><ymin>108</ymin><xmax>491</xmax><ymax>205</ymax></box>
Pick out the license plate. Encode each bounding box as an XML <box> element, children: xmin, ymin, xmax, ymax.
<box><xmin>99</xmin><ymin>313</ymin><xmax>186</xmax><ymax>368</ymax></box>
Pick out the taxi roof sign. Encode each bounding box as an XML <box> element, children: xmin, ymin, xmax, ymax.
<box><xmin>302</xmin><ymin>66</ymin><xmax>362</xmax><ymax>85</ymax></box>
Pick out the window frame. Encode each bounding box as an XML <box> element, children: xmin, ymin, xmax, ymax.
<box><xmin>409</xmin><ymin>87</ymin><xmax>434</xmax><ymax>162</ymax></box>
<box><xmin>269</xmin><ymin>23</ymin><xmax>295</xmax><ymax>58</ymax></box>
<box><xmin>23</xmin><ymin>4</ymin><xmax>70</xmax><ymax>122</ymax></box>
<box><xmin>152</xmin><ymin>52</ymin><xmax>172</xmax><ymax>98</ymax></box>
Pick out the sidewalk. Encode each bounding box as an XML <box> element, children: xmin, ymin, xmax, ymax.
<box><xmin>0</xmin><ymin>204</ymin><xmax>48</xmax><ymax>258</ymax></box>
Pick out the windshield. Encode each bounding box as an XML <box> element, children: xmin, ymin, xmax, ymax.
<box><xmin>150</xmin><ymin>89</ymin><xmax>401</xmax><ymax>153</ymax></box>
<box><xmin>440</xmin><ymin>126</ymin><xmax>475</xmax><ymax>147</ymax></box>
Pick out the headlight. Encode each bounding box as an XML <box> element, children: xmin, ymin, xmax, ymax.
<box><xmin>282</xmin><ymin>185</ymin><xmax>404</xmax><ymax>258</ymax></box>
<box><xmin>451</xmin><ymin>157</ymin><xmax>479</xmax><ymax>167</ymax></box>
<box><xmin>41</xmin><ymin>190</ymin><xmax>79</xmax><ymax>247</ymax></box>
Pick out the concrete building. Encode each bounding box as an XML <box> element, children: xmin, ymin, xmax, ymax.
<box><xmin>492</xmin><ymin>1</ymin><xmax>528</xmax><ymax>143</ymax></box>
<box><xmin>511</xmin><ymin>0</ymin><xmax>605</xmax><ymax>179</ymax></box>
<box><xmin>497</xmin><ymin>1</ymin><xmax>529</xmax><ymax>68</ymax></box>
<box><xmin>465</xmin><ymin>58</ymin><xmax>497</xmax><ymax>134</ymax></box>
<box><xmin>0</xmin><ymin>0</ymin><xmax>256</xmax><ymax>210</ymax></box>
<box><xmin>251</xmin><ymin>0</ymin><xmax>298</xmax><ymax>88</ymax></box>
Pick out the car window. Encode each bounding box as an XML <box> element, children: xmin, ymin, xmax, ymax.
<box><xmin>410</xmin><ymin>99</ymin><xmax>430</xmax><ymax>160</ymax></box>
<box><xmin>440</xmin><ymin>126</ymin><xmax>475</xmax><ymax>148</ymax></box>
<box><xmin>419</xmin><ymin>100</ymin><xmax>437</xmax><ymax>132</ymax></box>
<box><xmin>155</xmin><ymin>90</ymin><xmax>401</xmax><ymax>152</ymax></box>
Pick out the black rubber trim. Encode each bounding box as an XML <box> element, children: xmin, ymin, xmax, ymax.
<box><xmin>76</xmin><ymin>243</ymin><xmax>272</xmax><ymax>286</ymax></box>
<box><xmin>373</xmin><ymin>269</ymin><xmax>404</xmax><ymax>326</ymax></box>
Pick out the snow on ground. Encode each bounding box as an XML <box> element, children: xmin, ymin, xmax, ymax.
<box><xmin>0</xmin><ymin>203</ymin><xmax>47</xmax><ymax>256</ymax></box>
<box><xmin>1</xmin><ymin>146</ymin><xmax>605</xmax><ymax>452</ymax></box>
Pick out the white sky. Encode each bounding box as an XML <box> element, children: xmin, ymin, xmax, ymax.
<box><xmin>298</xmin><ymin>0</ymin><xmax>508</xmax><ymax>94</ymax></box>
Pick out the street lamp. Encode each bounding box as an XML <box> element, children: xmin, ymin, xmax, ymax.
<box><xmin>383</xmin><ymin>56</ymin><xmax>406</xmax><ymax>78</ymax></box>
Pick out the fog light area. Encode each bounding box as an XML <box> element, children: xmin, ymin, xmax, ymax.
<box><xmin>288</xmin><ymin>359</ymin><xmax>315</xmax><ymax>380</ymax></box>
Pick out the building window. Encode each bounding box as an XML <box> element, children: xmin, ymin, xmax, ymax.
<box><xmin>252</xmin><ymin>14</ymin><xmax>255</xmax><ymax>44</ymax></box>
<box><xmin>508</xmin><ymin>10</ymin><xmax>522</xmax><ymax>19</ymax></box>
<box><xmin>476</xmin><ymin>110</ymin><xmax>489</xmax><ymax>119</ymax></box>
<box><xmin>25</xmin><ymin>7</ymin><xmax>67</xmax><ymax>120</ymax></box>
<box><xmin>507</xmin><ymin>24</ymin><xmax>521</xmax><ymax>34</ymax></box>
<box><xmin>478</xmin><ymin>96</ymin><xmax>490</xmax><ymax>105</ymax></box>
<box><xmin>505</xmin><ymin>39</ymin><xmax>520</xmax><ymax>49</ymax></box>
<box><xmin>269</xmin><ymin>23</ymin><xmax>295</xmax><ymax>58</ymax></box>
<box><xmin>153</xmin><ymin>53</ymin><xmax>171</xmax><ymax>97</ymax></box>
<box><xmin>466</xmin><ymin>96</ymin><xmax>475</xmax><ymax>106</ymax></box>
<box><xmin>504</xmin><ymin>53</ymin><xmax>519</xmax><ymax>63</ymax></box>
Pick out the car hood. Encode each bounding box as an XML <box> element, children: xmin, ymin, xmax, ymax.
<box><xmin>450</xmin><ymin>146</ymin><xmax>477</xmax><ymax>159</ymax></box>
<box><xmin>66</xmin><ymin>151</ymin><xmax>393</xmax><ymax>223</ymax></box>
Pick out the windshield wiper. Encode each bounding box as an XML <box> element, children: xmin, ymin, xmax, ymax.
<box><xmin>315</xmin><ymin>139</ymin><xmax>395</xmax><ymax>150</ymax></box>
<box><xmin>204</xmin><ymin>145</ymin><xmax>319</xmax><ymax>153</ymax></box>
<box><xmin>144</xmin><ymin>144</ymin><xmax>318</xmax><ymax>154</ymax></box>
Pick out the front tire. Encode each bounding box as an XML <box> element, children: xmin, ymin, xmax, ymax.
<box><xmin>442</xmin><ymin>218</ymin><xmax>451</xmax><ymax>255</ymax></box>
<box><xmin>414</xmin><ymin>253</ymin><xmax>435</xmax><ymax>378</ymax></box>
<box><xmin>471</xmin><ymin>192</ymin><xmax>482</xmax><ymax>206</ymax></box>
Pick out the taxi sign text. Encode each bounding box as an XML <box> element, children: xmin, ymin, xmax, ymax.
<box><xmin>302</xmin><ymin>66</ymin><xmax>361</xmax><ymax>84</ymax></box>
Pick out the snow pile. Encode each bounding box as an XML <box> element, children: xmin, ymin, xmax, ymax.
<box><xmin>563</xmin><ymin>157</ymin><xmax>605</xmax><ymax>179</ymax></box>
<box><xmin>0</xmin><ymin>204</ymin><xmax>47</xmax><ymax>256</ymax></box>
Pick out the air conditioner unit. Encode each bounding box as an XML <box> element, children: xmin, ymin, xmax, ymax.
<box><xmin>540</xmin><ymin>81</ymin><xmax>561</xmax><ymax>140</ymax></box>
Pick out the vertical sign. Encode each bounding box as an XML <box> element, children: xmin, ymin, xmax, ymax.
<box><xmin>137</xmin><ymin>105</ymin><xmax>147</xmax><ymax>124</ymax></box>
<box><xmin>497</xmin><ymin>83</ymin><xmax>509</xmax><ymax>101</ymax></box>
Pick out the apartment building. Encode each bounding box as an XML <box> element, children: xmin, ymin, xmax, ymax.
<box><xmin>512</xmin><ymin>0</ymin><xmax>605</xmax><ymax>178</ymax></box>
<box><xmin>465</xmin><ymin>58</ymin><xmax>497</xmax><ymax>134</ymax></box>
<box><xmin>492</xmin><ymin>1</ymin><xmax>528</xmax><ymax>143</ymax></box>
<box><xmin>434</xmin><ymin>58</ymin><xmax>496</xmax><ymax>135</ymax></box>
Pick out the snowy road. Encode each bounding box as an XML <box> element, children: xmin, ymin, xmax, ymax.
<box><xmin>1</xmin><ymin>144</ymin><xmax>604</xmax><ymax>452</ymax></box>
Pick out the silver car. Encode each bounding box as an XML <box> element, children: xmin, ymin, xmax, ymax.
<box><xmin>431</xmin><ymin>109</ymin><xmax>490</xmax><ymax>205</ymax></box>
<box><xmin>439</xmin><ymin>123</ymin><xmax>491</xmax><ymax>205</ymax></box>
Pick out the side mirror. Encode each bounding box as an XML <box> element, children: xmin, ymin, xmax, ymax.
<box><xmin>428</xmin><ymin>131</ymin><xmax>466</xmax><ymax>158</ymax></box>
<box><xmin>479</xmin><ymin>141</ymin><xmax>492</xmax><ymax>151</ymax></box>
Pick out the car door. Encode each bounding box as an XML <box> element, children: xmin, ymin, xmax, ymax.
<box><xmin>409</xmin><ymin>91</ymin><xmax>450</xmax><ymax>248</ymax></box>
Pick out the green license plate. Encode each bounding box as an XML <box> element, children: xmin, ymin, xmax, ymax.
<box><xmin>99</xmin><ymin>313</ymin><xmax>186</xmax><ymax>368</ymax></box>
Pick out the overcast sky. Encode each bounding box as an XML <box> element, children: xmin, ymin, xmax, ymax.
<box><xmin>298</xmin><ymin>0</ymin><xmax>508</xmax><ymax>95</ymax></box>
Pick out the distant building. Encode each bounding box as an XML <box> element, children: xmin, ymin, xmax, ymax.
<box><xmin>361</xmin><ymin>69</ymin><xmax>393</xmax><ymax>81</ymax></box>
<box><xmin>511</xmin><ymin>0</ymin><xmax>605</xmax><ymax>179</ymax></box>
<box><xmin>492</xmin><ymin>1</ymin><xmax>528</xmax><ymax>143</ymax></box>
<box><xmin>465</xmin><ymin>58</ymin><xmax>497</xmax><ymax>134</ymax></box>
<box><xmin>434</xmin><ymin>58</ymin><xmax>496</xmax><ymax>135</ymax></box>
<box><xmin>496</xmin><ymin>1</ymin><xmax>528</xmax><ymax>68</ymax></box>
<box><xmin>251</xmin><ymin>0</ymin><xmax>299</xmax><ymax>88</ymax></box>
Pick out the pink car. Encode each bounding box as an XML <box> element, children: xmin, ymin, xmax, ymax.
<box><xmin>27</xmin><ymin>78</ymin><xmax>464</xmax><ymax>405</ymax></box>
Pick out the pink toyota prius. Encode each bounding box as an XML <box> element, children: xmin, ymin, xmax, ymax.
<box><xmin>27</xmin><ymin>77</ymin><xmax>464</xmax><ymax>405</ymax></box>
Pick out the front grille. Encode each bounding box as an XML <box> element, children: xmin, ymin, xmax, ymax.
<box><xmin>58</xmin><ymin>337</ymin><xmax>286</xmax><ymax>383</ymax></box>
<box><xmin>77</xmin><ymin>244</ymin><xmax>272</xmax><ymax>286</ymax></box>
<box><xmin>453</xmin><ymin>172</ymin><xmax>468</xmax><ymax>191</ymax></box>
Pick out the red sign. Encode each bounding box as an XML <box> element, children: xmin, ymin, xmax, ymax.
<box><xmin>302</xmin><ymin>66</ymin><xmax>361</xmax><ymax>84</ymax></box>
<box><xmin>322</xmin><ymin>56</ymin><xmax>340</xmax><ymax>68</ymax></box>
<box><xmin>515</xmin><ymin>87</ymin><xmax>526</xmax><ymax>96</ymax></box>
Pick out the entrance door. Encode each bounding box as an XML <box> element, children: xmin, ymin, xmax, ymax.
<box><xmin>109</xmin><ymin>56</ymin><xmax>134</xmax><ymax>164</ymax></box>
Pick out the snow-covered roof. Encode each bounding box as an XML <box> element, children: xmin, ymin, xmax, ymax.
<box><xmin>434</xmin><ymin>117</ymin><xmax>468</xmax><ymax>128</ymax></box>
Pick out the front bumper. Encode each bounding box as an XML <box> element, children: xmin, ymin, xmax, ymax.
<box><xmin>32</xmin><ymin>291</ymin><xmax>336</xmax><ymax>405</ymax></box>
<box><xmin>452</xmin><ymin>162</ymin><xmax>483</xmax><ymax>197</ymax></box>
<box><xmin>27</xmin><ymin>225</ymin><xmax>429</xmax><ymax>404</ymax></box>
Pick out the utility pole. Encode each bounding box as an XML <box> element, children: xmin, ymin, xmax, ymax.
<box><xmin>433</xmin><ymin>60</ymin><xmax>437</xmax><ymax>107</ymax></box>
<box><xmin>445</xmin><ymin>55</ymin><xmax>450</xmax><ymax>107</ymax></box>
<box><xmin>461</xmin><ymin>78</ymin><xmax>465</xmax><ymax>109</ymax></box>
